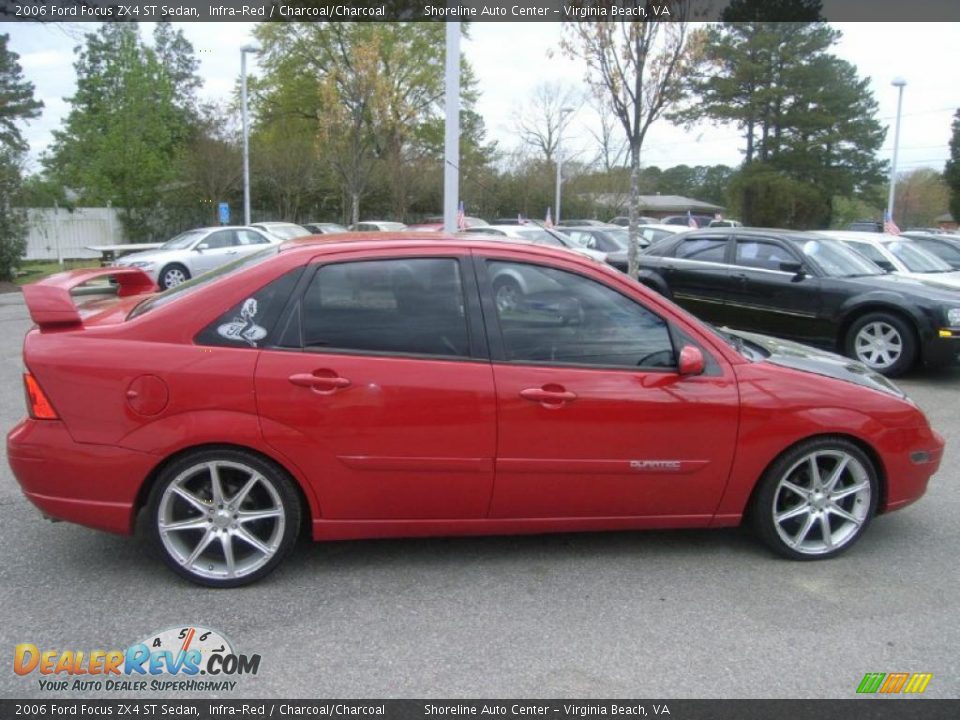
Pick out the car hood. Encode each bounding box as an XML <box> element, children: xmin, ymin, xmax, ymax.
<box><xmin>724</xmin><ymin>328</ymin><xmax>907</xmax><ymax>399</ymax></box>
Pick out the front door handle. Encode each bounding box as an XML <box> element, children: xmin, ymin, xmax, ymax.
<box><xmin>289</xmin><ymin>372</ymin><xmax>351</xmax><ymax>394</ymax></box>
<box><xmin>520</xmin><ymin>386</ymin><xmax>577</xmax><ymax>406</ymax></box>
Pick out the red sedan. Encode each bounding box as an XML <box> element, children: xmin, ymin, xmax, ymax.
<box><xmin>8</xmin><ymin>236</ymin><xmax>944</xmax><ymax>587</ymax></box>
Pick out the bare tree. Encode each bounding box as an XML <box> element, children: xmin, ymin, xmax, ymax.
<box><xmin>563</xmin><ymin>2</ymin><xmax>697</xmax><ymax>277</ymax></box>
<box><xmin>587</xmin><ymin>94</ymin><xmax>629</xmax><ymax>173</ymax></box>
<box><xmin>512</xmin><ymin>82</ymin><xmax>583</xmax><ymax>164</ymax></box>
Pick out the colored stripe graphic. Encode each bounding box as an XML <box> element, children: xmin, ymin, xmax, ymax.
<box><xmin>857</xmin><ymin>672</ymin><xmax>932</xmax><ymax>694</ymax></box>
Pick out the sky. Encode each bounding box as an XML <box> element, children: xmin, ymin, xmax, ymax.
<box><xmin>4</xmin><ymin>21</ymin><xmax>960</xmax><ymax>178</ymax></box>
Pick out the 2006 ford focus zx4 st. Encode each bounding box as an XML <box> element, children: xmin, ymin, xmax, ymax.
<box><xmin>6</xmin><ymin>234</ymin><xmax>945</xmax><ymax>587</ymax></box>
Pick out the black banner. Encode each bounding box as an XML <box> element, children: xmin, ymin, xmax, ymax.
<box><xmin>2</xmin><ymin>700</ymin><xmax>960</xmax><ymax>720</ymax></box>
<box><xmin>2</xmin><ymin>0</ymin><xmax>960</xmax><ymax>22</ymax></box>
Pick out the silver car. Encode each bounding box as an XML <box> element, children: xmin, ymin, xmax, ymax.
<box><xmin>114</xmin><ymin>226</ymin><xmax>279</xmax><ymax>289</ymax></box>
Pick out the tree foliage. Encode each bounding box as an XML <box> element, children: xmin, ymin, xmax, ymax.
<box><xmin>946</xmin><ymin>109</ymin><xmax>960</xmax><ymax>223</ymax></box>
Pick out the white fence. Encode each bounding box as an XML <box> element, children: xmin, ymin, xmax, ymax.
<box><xmin>22</xmin><ymin>207</ymin><xmax>124</xmax><ymax>261</ymax></box>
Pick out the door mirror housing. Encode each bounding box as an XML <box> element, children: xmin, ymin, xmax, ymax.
<box><xmin>678</xmin><ymin>345</ymin><xmax>705</xmax><ymax>376</ymax></box>
<box><xmin>779</xmin><ymin>261</ymin><xmax>805</xmax><ymax>277</ymax></box>
<box><xmin>876</xmin><ymin>260</ymin><xmax>896</xmax><ymax>273</ymax></box>
<box><xmin>195</xmin><ymin>243</ymin><xmax>208</xmax><ymax>252</ymax></box>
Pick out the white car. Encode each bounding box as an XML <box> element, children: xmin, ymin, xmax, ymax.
<box><xmin>114</xmin><ymin>226</ymin><xmax>279</xmax><ymax>289</ymax></box>
<box><xmin>348</xmin><ymin>221</ymin><xmax>408</xmax><ymax>232</ymax></box>
<box><xmin>816</xmin><ymin>231</ymin><xmax>960</xmax><ymax>291</ymax></box>
<box><xmin>250</xmin><ymin>222</ymin><xmax>313</xmax><ymax>240</ymax></box>
<box><xmin>459</xmin><ymin>224</ymin><xmax>608</xmax><ymax>262</ymax></box>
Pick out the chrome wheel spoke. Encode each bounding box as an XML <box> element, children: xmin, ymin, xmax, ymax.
<box><xmin>184</xmin><ymin>528</ymin><xmax>216</xmax><ymax>566</ymax></box>
<box><xmin>807</xmin><ymin>455</ymin><xmax>823</xmax><ymax>488</ymax></box>
<box><xmin>827</xmin><ymin>502</ymin><xmax>861</xmax><ymax>525</ymax></box>
<box><xmin>820</xmin><ymin>514</ymin><xmax>833</xmax><ymax>549</ymax></box>
<box><xmin>171</xmin><ymin>486</ymin><xmax>210</xmax><ymax>514</ymax></box>
<box><xmin>791</xmin><ymin>514</ymin><xmax>816</xmax><ymax>548</ymax></box>
<box><xmin>824</xmin><ymin>456</ymin><xmax>850</xmax><ymax>493</ymax></box>
<box><xmin>159</xmin><ymin>517</ymin><xmax>208</xmax><ymax>533</ymax></box>
<box><xmin>209</xmin><ymin>464</ymin><xmax>225</xmax><ymax>506</ymax></box>
<box><xmin>234</xmin><ymin>527</ymin><xmax>272</xmax><ymax>556</ymax></box>
<box><xmin>776</xmin><ymin>503</ymin><xmax>811</xmax><ymax>523</ymax></box>
<box><xmin>238</xmin><ymin>507</ymin><xmax>282</xmax><ymax>523</ymax></box>
<box><xmin>781</xmin><ymin>480</ymin><xmax>809</xmax><ymax>499</ymax></box>
<box><xmin>831</xmin><ymin>481</ymin><xmax>870</xmax><ymax>501</ymax></box>
<box><xmin>220</xmin><ymin>533</ymin><xmax>236</xmax><ymax>578</ymax></box>
<box><xmin>231</xmin><ymin>475</ymin><xmax>261</xmax><ymax>508</ymax></box>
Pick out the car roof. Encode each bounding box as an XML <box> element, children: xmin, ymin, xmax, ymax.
<box><xmin>816</xmin><ymin>230</ymin><xmax>904</xmax><ymax>244</ymax></box>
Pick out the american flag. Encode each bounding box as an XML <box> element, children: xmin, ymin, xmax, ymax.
<box><xmin>883</xmin><ymin>210</ymin><xmax>900</xmax><ymax>235</ymax></box>
<box><xmin>457</xmin><ymin>201</ymin><xmax>466</xmax><ymax>230</ymax></box>
<box><xmin>545</xmin><ymin>207</ymin><xmax>554</xmax><ymax>228</ymax></box>
<box><xmin>687</xmin><ymin>210</ymin><xmax>698</xmax><ymax>229</ymax></box>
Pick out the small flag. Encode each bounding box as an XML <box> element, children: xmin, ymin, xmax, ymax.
<box><xmin>518</xmin><ymin>213</ymin><xmax>525</xmax><ymax>225</ymax></box>
<box><xmin>545</xmin><ymin>207</ymin><xmax>554</xmax><ymax>228</ymax></box>
<box><xmin>687</xmin><ymin>210</ymin><xmax>698</xmax><ymax>229</ymax></box>
<box><xmin>457</xmin><ymin>201</ymin><xmax>466</xmax><ymax>230</ymax></box>
<box><xmin>884</xmin><ymin>210</ymin><xmax>900</xmax><ymax>235</ymax></box>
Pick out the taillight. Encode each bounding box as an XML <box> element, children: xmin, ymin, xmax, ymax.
<box><xmin>23</xmin><ymin>373</ymin><xmax>59</xmax><ymax>420</ymax></box>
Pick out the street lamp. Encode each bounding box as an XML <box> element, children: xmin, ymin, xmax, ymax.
<box><xmin>555</xmin><ymin>106</ymin><xmax>576</xmax><ymax>225</ymax></box>
<box><xmin>240</xmin><ymin>43</ymin><xmax>260</xmax><ymax>226</ymax></box>
<box><xmin>887</xmin><ymin>77</ymin><xmax>907</xmax><ymax>225</ymax></box>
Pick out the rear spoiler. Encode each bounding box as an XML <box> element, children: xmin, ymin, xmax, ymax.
<box><xmin>21</xmin><ymin>267</ymin><xmax>157</xmax><ymax>329</ymax></box>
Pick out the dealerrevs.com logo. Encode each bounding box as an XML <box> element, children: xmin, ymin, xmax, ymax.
<box><xmin>14</xmin><ymin>626</ymin><xmax>260</xmax><ymax>693</ymax></box>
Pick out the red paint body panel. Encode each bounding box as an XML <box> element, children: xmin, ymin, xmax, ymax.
<box><xmin>5</xmin><ymin>236</ymin><xmax>943</xmax><ymax>546</ymax></box>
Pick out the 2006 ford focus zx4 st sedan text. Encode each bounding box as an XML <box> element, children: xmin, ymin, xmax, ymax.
<box><xmin>7</xmin><ymin>234</ymin><xmax>945</xmax><ymax>587</ymax></box>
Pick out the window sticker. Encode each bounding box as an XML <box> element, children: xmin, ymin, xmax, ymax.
<box><xmin>216</xmin><ymin>298</ymin><xmax>268</xmax><ymax>347</ymax></box>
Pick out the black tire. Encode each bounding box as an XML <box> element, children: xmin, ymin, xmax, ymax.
<box><xmin>158</xmin><ymin>263</ymin><xmax>191</xmax><ymax>290</ymax></box>
<box><xmin>145</xmin><ymin>448</ymin><xmax>301</xmax><ymax>588</ymax></box>
<box><xmin>843</xmin><ymin>311</ymin><xmax>917</xmax><ymax>377</ymax></box>
<box><xmin>751</xmin><ymin>437</ymin><xmax>879</xmax><ymax>561</ymax></box>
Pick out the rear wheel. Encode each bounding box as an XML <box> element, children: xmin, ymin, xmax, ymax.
<box><xmin>751</xmin><ymin>438</ymin><xmax>878</xmax><ymax>560</ymax></box>
<box><xmin>159</xmin><ymin>263</ymin><xmax>190</xmax><ymax>290</ymax></box>
<box><xmin>844</xmin><ymin>312</ymin><xmax>916</xmax><ymax>377</ymax></box>
<box><xmin>146</xmin><ymin>448</ymin><xmax>301</xmax><ymax>587</ymax></box>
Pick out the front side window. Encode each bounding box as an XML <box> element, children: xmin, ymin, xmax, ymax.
<box><xmin>916</xmin><ymin>239</ymin><xmax>960</xmax><ymax>265</ymax></box>
<box><xmin>885</xmin><ymin>241</ymin><xmax>953</xmax><ymax>272</ymax></box>
<box><xmin>486</xmin><ymin>261</ymin><xmax>675</xmax><ymax>369</ymax></box>
<box><xmin>300</xmin><ymin>258</ymin><xmax>469</xmax><ymax>358</ymax></box>
<box><xmin>734</xmin><ymin>240</ymin><xmax>798</xmax><ymax>271</ymax></box>
<box><xmin>202</xmin><ymin>231</ymin><xmax>237</xmax><ymax>249</ymax></box>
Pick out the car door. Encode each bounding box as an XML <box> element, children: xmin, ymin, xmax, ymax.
<box><xmin>725</xmin><ymin>236</ymin><xmax>826</xmax><ymax>344</ymax></box>
<box><xmin>192</xmin><ymin>229</ymin><xmax>241</xmax><ymax>274</ymax></box>
<box><xmin>656</xmin><ymin>234</ymin><xmax>734</xmax><ymax>325</ymax></box>
<box><xmin>476</xmin><ymin>253</ymin><xmax>739</xmax><ymax>519</ymax></box>
<box><xmin>235</xmin><ymin>229</ymin><xmax>275</xmax><ymax>257</ymax></box>
<box><xmin>255</xmin><ymin>253</ymin><xmax>497</xmax><ymax>520</ymax></box>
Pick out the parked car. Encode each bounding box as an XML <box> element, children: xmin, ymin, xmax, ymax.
<box><xmin>556</xmin><ymin>225</ymin><xmax>634</xmax><ymax>254</ymax></box>
<box><xmin>11</xmin><ymin>235</ymin><xmax>942</xmax><ymax>586</ymax></box>
<box><xmin>817</xmin><ymin>231</ymin><xmax>960</xmax><ymax>291</ymax></box>
<box><xmin>407</xmin><ymin>216</ymin><xmax>490</xmax><ymax>231</ymax></box>
<box><xmin>348</xmin><ymin>221</ymin><xmax>408</xmax><ymax>232</ymax></box>
<box><xmin>558</xmin><ymin>219</ymin><xmax>608</xmax><ymax>226</ymax></box>
<box><xmin>624</xmin><ymin>227</ymin><xmax>960</xmax><ymax>376</ymax></box>
<box><xmin>459</xmin><ymin>223</ymin><xmax>607</xmax><ymax>264</ymax></box>
<box><xmin>250</xmin><ymin>222</ymin><xmax>313</xmax><ymax>240</ymax></box>
<box><xmin>113</xmin><ymin>226</ymin><xmax>279</xmax><ymax>290</ymax></box>
<box><xmin>661</xmin><ymin>214</ymin><xmax>715</xmax><ymax>228</ymax></box>
<box><xmin>846</xmin><ymin>220</ymin><xmax>883</xmax><ymax>232</ymax></box>
<box><xmin>708</xmin><ymin>218</ymin><xmax>743</xmax><ymax>228</ymax></box>
<box><xmin>608</xmin><ymin>216</ymin><xmax>659</xmax><ymax>226</ymax></box>
<box><xmin>604</xmin><ymin>224</ymin><xmax>690</xmax><ymax>267</ymax></box>
<box><xmin>302</xmin><ymin>222</ymin><xmax>348</xmax><ymax>235</ymax></box>
<box><xmin>900</xmin><ymin>231</ymin><xmax>960</xmax><ymax>270</ymax></box>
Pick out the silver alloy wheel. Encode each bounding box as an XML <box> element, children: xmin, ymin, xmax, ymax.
<box><xmin>853</xmin><ymin>320</ymin><xmax>903</xmax><ymax>370</ymax></box>
<box><xmin>157</xmin><ymin>460</ymin><xmax>286</xmax><ymax>581</ymax></box>
<box><xmin>772</xmin><ymin>450</ymin><xmax>871</xmax><ymax>556</ymax></box>
<box><xmin>495</xmin><ymin>282</ymin><xmax>521</xmax><ymax>312</ymax></box>
<box><xmin>162</xmin><ymin>267</ymin><xmax>187</xmax><ymax>288</ymax></box>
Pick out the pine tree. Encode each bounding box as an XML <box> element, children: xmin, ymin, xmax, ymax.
<box><xmin>945</xmin><ymin>110</ymin><xmax>960</xmax><ymax>224</ymax></box>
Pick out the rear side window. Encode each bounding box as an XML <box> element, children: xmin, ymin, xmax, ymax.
<box><xmin>300</xmin><ymin>258</ymin><xmax>470</xmax><ymax>358</ymax></box>
<box><xmin>195</xmin><ymin>268</ymin><xmax>303</xmax><ymax>348</ymax></box>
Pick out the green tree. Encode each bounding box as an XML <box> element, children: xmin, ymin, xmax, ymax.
<box><xmin>0</xmin><ymin>33</ymin><xmax>42</xmax><ymax>281</ymax></box>
<box><xmin>676</xmin><ymin>2</ymin><xmax>885</xmax><ymax>227</ymax></box>
<box><xmin>946</xmin><ymin>109</ymin><xmax>960</xmax><ymax>223</ymax></box>
<box><xmin>43</xmin><ymin>24</ymin><xmax>201</xmax><ymax>240</ymax></box>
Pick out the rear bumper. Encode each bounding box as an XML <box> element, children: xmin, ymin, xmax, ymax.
<box><xmin>6</xmin><ymin>419</ymin><xmax>157</xmax><ymax>535</ymax></box>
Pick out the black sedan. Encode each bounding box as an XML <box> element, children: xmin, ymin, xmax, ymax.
<box><xmin>609</xmin><ymin>228</ymin><xmax>960</xmax><ymax>376</ymax></box>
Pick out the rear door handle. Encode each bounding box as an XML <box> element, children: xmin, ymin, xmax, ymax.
<box><xmin>289</xmin><ymin>372</ymin><xmax>351</xmax><ymax>394</ymax></box>
<box><xmin>520</xmin><ymin>386</ymin><xmax>577</xmax><ymax>406</ymax></box>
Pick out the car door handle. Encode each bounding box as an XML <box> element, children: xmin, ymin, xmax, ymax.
<box><xmin>288</xmin><ymin>372</ymin><xmax>351</xmax><ymax>393</ymax></box>
<box><xmin>520</xmin><ymin>386</ymin><xmax>577</xmax><ymax>405</ymax></box>
<box><xmin>225</xmin><ymin>250</ymin><xmax>238</xmax><ymax>255</ymax></box>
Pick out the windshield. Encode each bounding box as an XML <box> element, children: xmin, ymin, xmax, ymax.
<box><xmin>885</xmin><ymin>240</ymin><xmax>953</xmax><ymax>273</ymax></box>
<box><xmin>129</xmin><ymin>246</ymin><xmax>281</xmax><ymax>319</ymax></box>
<box><xmin>603</xmin><ymin>228</ymin><xmax>630</xmax><ymax>250</ymax></box>
<box><xmin>795</xmin><ymin>238</ymin><xmax>884</xmax><ymax>277</ymax></box>
<box><xmin>514</xmin><ymin>227</ymin><xmax>563</xmax><ymax>246</ymax></box>
<box><xmin>262</xmin><ymin>224</ymin><xmax>310</xmax><ymax>240</ymax></box>
<box><xmin>161</xmin><ymin>230</ymin><xmax>206</xmax><ymax>250</ymax></box>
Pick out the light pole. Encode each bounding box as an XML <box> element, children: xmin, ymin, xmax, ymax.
<box><xmin>554</xmin><ymin>106</ymin><xmax>575</xmax><ymax>225</ymax></box>
<box><xmin>240</xmin><ymin>43</ymin><xmax>260</xmax><ymax>226</ymax></box>
<box><xmin>443</xmin><ymin>22</ymin><xmax>461</xmax><ymax>233</ymax></box>
<box><xmin>887</xmin><ymin>77</ymin><xmax>907</xmax><ymax>224</ymax></box>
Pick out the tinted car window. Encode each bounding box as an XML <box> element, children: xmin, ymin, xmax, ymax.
<box><xmin>734</xmin><ymin>240</ymin><xmax>798</xmax><ymax>271</ymax></box>
<box><xmin>916</xmin><ymin>238</ymin><xmax>960</xmax><ymax>265</ymax></box>
<box><xmin>674</xmin><ymin>237</ymin><xmax>727</xmax><ymax>263</ymax></box>
<box><xmin>301</xmin><ymin>258</ymin><xmax>469</xmax><ymax>358</ymax></box>
<box><xmin>486</xmin><ymin>261</ymin><xmax>675</xmax><ymax>369</ymax></box>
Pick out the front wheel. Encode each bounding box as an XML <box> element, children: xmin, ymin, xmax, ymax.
<box><xmin>159</xmin><ymin>263</ymin><xmax>190</xmax><ymax>290</ymax></box>
<box><xmin>751</xmin><ymin>438</ymin><xmax>878</xmax><ymax>560</ymax></box>
<box><xmin>146</xmin><ymin>448</ymin><xmax>301</xmax><ymax>587</ymax></box>
<box><xmin>844</xmin><ymin>312</ymin><xmax>916</xmax><ymax>377</ymax></box>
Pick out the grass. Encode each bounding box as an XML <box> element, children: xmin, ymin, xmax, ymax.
<box><xmin>15</xmin><ymin>259</ymin><xmax>101</xmax><ymax>286</ymax></box>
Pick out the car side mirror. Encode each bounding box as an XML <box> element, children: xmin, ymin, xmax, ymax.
<box><xmin>678</xmin><ymin>345</ymin><xmax>705</xmax><ymax>376</ymax></box>
<box><xmin>195</xmin><ymin>243</ymin><xmax>208</xmax><ymax>252</ymax></box>
<box><xmin>779</xmin><ymin>261</ymin><xmax>805</xmax><ymax>277</ymax></box>
<box><xmin>876</xmin><ymin>260</ymin><xmax>896</xmax><ymax>273</ymax></box>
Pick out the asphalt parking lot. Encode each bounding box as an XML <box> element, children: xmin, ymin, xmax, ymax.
<box><xmin>0</xmin><ymin>290</ymin><xmax>957</xmax><ymax>700</ymax></box>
